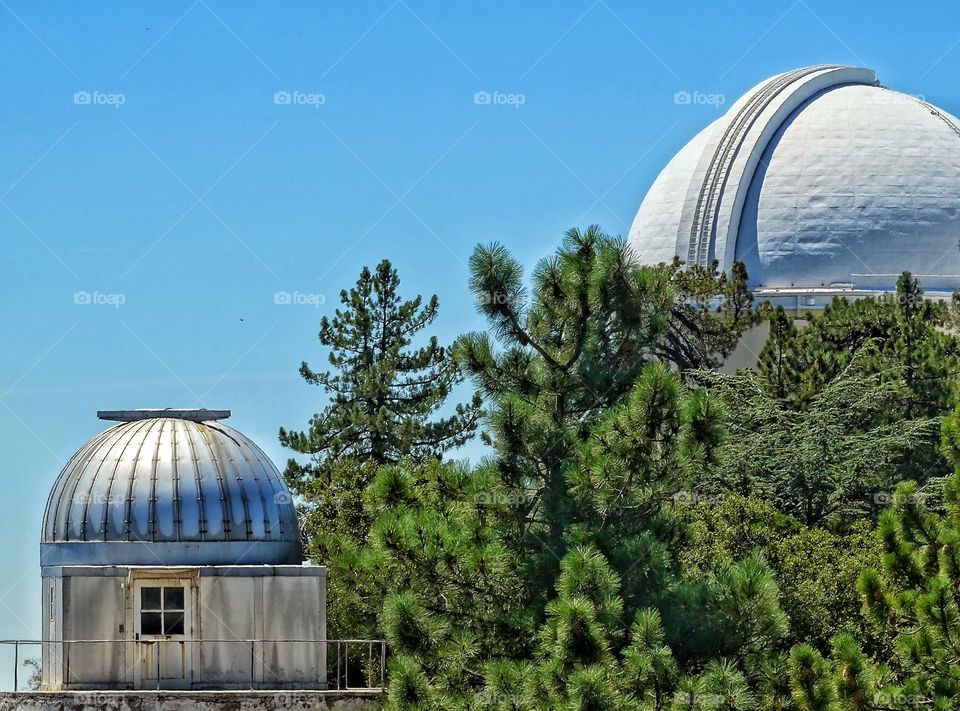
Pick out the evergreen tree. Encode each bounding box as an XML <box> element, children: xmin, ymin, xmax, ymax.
<box><xmin>280</xmin><ymin>260</ymin><xmax>482</xmax><ymax>647</ymax></box>
<box><xmin>456</xmin><ymin>227</ymin><xmax>757</xmax><ymax>576</ymax></box>
<box><xmin>280</xmin><ymin>259</ymin><xmax>482</xmax><ymax>492</ymax></box>
<box><xmin>359</xmin><ymin>364</ymin><xmax>788</xmax><ymax>709</ymax></box>
<box><xmin>754</xmin><ymin>273</ymin><xmax>958</xmax><ymax>417</ymax></box>
<box><xmin>702</xmin><ymin>349</ymin><xmax>939</xmax><ymax>526</ymax></box>
<box><xmin>758</xmin><ymin>306</ymin><xmax>802</xmax><ymax>400</ymax></box>
<box><xmin>785</xmin><ymin>404</ymin><xmax>960</xmax><ymax>709</ymax></box>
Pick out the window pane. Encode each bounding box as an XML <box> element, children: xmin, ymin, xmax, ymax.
<box><xmin>163</xmin><ymin>587</ymin><xmax>184</xmax><ymax>610</ymax></box>
<box><xmin>141</xmin><ymin>587</ymin><xmax>161</xmax><ymax>610</ymax></box>
<box><xmin>141</xmin><ymin>612</ymin><xmax>162</xmax><ymax>635</ymax></box>
<box><xmin>164</xmin><ymin>611</ymin><xmax>185</xmax><ymax>635</ymax></box>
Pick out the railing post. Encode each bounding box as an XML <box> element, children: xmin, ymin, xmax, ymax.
<box><xmin>156</xmin><ymin>641</ymin><xmax>160</xmax><ymax>691</ymax></box>
<box><xmin>250</xmin><ymin>641</ymin><xmax>254</xmax><ymax>690</ymax></box>
<box><xmin>381</xmin><ymin>639</ymin><xmax>386</xmax><ymax>689</ymax></box>
<box><xmin>13</xmin><ymin>641</ymin><xmax>18</xmax><ymax>692</ymax></box>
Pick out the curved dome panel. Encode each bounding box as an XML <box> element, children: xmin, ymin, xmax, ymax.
<box><xmin>736</xmin><ymin>85</ymin><xmax>960</xmax><ymax>290</ymax></box>
<box><xmin>41</xmin><ymin>413</ymin><xmax>302</xmax><ymax>566</ymax></box>
<box><xmin>627</xmin><ymin>64</ymin><xmax>960</xmax><ymax>298</ymax></box>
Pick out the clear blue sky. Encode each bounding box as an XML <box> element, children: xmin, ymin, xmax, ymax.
<box><xmin>0</xmin><ymin>0</ymin><xmax>958</xmax><ymax>653</ymax></box>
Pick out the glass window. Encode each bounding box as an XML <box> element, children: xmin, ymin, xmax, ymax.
<box><xmin>164</xmin><ymin>611</ymin><xmax>185</xmax><ymax>635</ymax></box>
<box><xmin>140</xmin><ymin>585</ymin><xmax>186</xmax><ymax>636</ymax></box>
<box><xmin>141</xmin><ymin>587</ymin><xmax>162</xmax><ymax>610</ymax></box>
<box><xmin>141</xmin><ymin>612</ymin><xmax>162</xmax><ymax>635</ymax></box>
<box><xmin>163</xmin><ymin>587</ymin><xmax>184</xmax><ymax>610</ymax></box>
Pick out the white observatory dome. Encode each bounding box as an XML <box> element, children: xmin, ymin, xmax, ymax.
<box><xmin>41</xmin><ymin>410</ymin><xmax>301</xmax><ymax>566</ymax></box>
<box><xmin>628</xmin><ymin>65</ymin><xmax>960</xmax><ymax>300</ymax></box>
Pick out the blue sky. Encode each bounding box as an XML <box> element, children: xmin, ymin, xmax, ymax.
<box><xmin>0</xmin><ymin>0</ymin><xmax>959</xmax><ymax>655</ymax></box>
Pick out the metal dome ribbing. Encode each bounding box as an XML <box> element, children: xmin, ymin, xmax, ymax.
<box><xmin>41</xmin><ymin>411</ymin><xmax>302</xmax><ymax>566</ymax></box>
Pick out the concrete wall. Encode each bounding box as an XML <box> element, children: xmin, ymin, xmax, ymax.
<box><xmin>40</xmin><ymin>565</ymin><xmax>327</xmax><ymax>691</ymax></box>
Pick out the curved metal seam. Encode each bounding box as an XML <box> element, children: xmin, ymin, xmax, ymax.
<box><xmin>244</xmin><ymin>436</ymin><xmax>293</xmax><ymax>540</ymax></box>
<box><xmin>199</xmin><ymin>422</ymin><xmax>233</xmax><ymax>539</ymax></box>
<box><xmin>213</xmin><ymin>425</ymin><xmax>254</xmax><ymax>539</ymax></box>
<box><xmin>171</xmin><ymin>418</ymin><xmax>182</xmax><ymax>542</ymax></box>
<box><xmin>916</xmin><ymin>99</ymin><xmax>960</xmax><ymax>139</ymax></box>
<box><xmin>687</xmin><ymin>64</ymin><xmax>843</xmax><ymax>267</ymax></box>
<box><xmin>119</xmin><ymin>419</ymin><xmax>156</xmax><ymax>542</ymax></box>
<box><xmin>61</xmin><ymin>421</ymin><xmax>151</xmax><ymax>542</ymax></box>
<box><xmin>45</xmin><ymin>423</ymin><xmax>119</xmax><ymax>542</ymax></box>
<box><xmin>182</xmin><ymin>418</ymin><xmax>209</xmax><ymax>540</ymax></box>
<box><xmin>237</xmin><ymin>431</ymin><xmax>273</xmax><ymax>539</ymax></box>
<box><xmin>126</xmin><ymin>418</ymin><xmax>160</xmax><ymax>542</ymax></box>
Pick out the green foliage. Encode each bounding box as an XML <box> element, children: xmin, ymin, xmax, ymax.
<box><xmin>357</xmin><ymin>369</ymin><xmax>789</xmax><ymax>708</ymax></box>
<box><xmin>456</xmin><ymin>228</ymin><xmax>757</xmax><ymax>588</ymax></box>
<box><xmin>280</xmin><ymin>258</ymin><xmax>482</xmax><ymax>492</ymax></box>
<box><xmin>702</xmin><ymin>350</ymin><xmax>939</xmax><ymax>527</ymax></box>
<box><xmin>757</xmin><ymin>274</ymin><xmax>958</xmax><ymax>412</ymax></box>
<box><xmin>289</xmin><ymin>237</ymin><xmax>960</xmax><ymax>709</ymax></box>
<box><xmin>681</xmin><ymin>495</ymin><xmax>887</xmax><ymax>656</ymax></box>
<box><xmin>753</xmin><ymin>273</ymin><xmax>958</xmax><ymax>488</ymax></box>
<box><xmin>785</xmin><ymin>408</ymin><xmax>960</xmax><ymax>707</ymax></box>
<box><xmin>279</xmin><ymin>260</ymin><xmax>483</xmax><ymax>644</ymax></box>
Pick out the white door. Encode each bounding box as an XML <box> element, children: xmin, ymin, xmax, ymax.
<box><xmin>133</xmin><ymin>580</ymin><xmax>192</xmax><ymax>689</ymax></box>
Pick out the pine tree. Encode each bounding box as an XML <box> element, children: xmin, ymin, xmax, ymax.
<box><xmin>456</xmin><ymin>227</ymin><xmax>757</xmax><ymax>574</ymax></box>
<box><xmin>280</xmin><ymin>259</ymin><xmax>482</xmax><ymax>492</ymax></box>
<box><xmin>785</xmin><ymin>404</ymin><xmax>960</xmax><ymax>709</ymax></box>
<box><xmin>280</xmin><ymin>260</ymin><xmax>483</xmax><ymax>652</ymax></box>
<box><xmin>758</xmin><ymin>306</ymin><xmax>801</xmax><ymax>400</ymax></box>
<box><xmin>702</xmin><ymin>349</ymin><xmax>939</xmax><ymax>526</ymax></box>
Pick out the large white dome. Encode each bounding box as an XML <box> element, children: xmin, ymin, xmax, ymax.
<box><xmin>628</xmin><ymin>65</ymin><xmax>960</xmax><ymax>299</ymax></box>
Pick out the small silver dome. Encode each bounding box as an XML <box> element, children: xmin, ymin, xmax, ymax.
<box><xmin>41</xmin><ymin>410</ymin><xmax>302</xmax><ymax>567</ymax></box>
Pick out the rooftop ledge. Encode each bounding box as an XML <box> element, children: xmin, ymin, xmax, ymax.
<box><xmin>97</xmin><ymin>409</ymin><xmax>231</xmax><ymax>422</ymax></box>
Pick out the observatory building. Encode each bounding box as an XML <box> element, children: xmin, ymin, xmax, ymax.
<box><xmin>628</xmin><ymin>64</ymin><xmax>960</xmax><ymax>308</ymax></box>
<box><xmin>39</xmin><ymin>409</ymin><xmax>327</xmax><ymax>691</ymax></box>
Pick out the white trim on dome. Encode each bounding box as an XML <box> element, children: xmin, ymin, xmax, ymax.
<box><xmin>678</xmin><ymin>65</ymin><xmax>878</xmax><ymax>270</ymax></box>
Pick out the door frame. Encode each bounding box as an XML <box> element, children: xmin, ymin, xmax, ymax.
<box><xmin>129</xmin><ymin>571</ymin><xmax>196</xmax><ymax>690</ymax></box>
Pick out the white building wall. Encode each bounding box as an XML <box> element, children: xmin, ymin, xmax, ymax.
<box><xmin>41</xmin><ymin>565</ymin><xmax>327</xmax><ymax>691</ymax></box>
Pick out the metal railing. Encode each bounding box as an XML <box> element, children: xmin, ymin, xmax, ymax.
<box><xmin>0</xmin><ymin>639</ymin><xmax>386</xmax><ymax>693</ymax></box>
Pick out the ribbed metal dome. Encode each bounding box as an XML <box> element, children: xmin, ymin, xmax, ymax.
<box><xmin>41</xmin><ymin>411</ymin><xmax>302</xmax><ymax>567</ymax></box>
